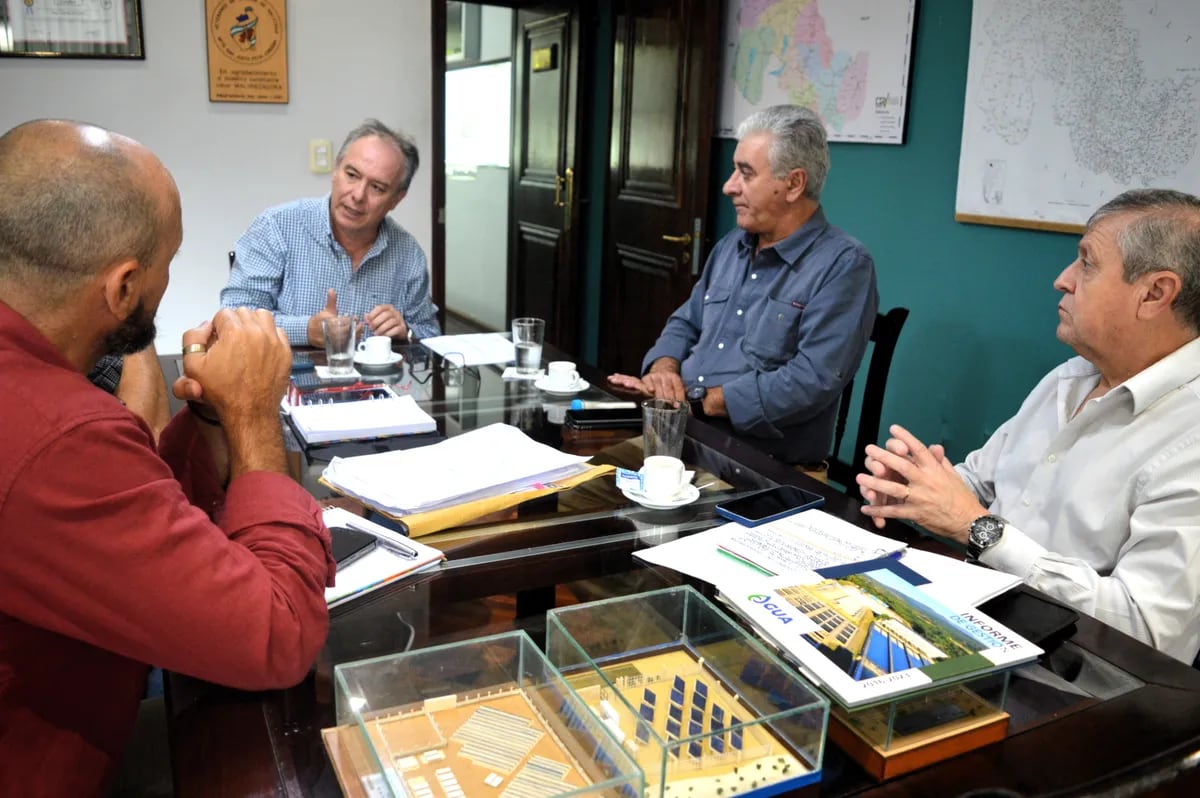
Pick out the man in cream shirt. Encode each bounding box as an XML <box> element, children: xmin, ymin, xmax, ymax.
<box><xmin>858</xmin><ymin>188</ymin><xmax>1200</xmax><ymax>664</ymax></box>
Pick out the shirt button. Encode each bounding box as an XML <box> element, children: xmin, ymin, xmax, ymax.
<box><xmin>718</xmin><ymin>342</ymin><xmax>725</xmax><ymax>350</ymax></box>
<box><xmin>736</xmin><ymin>309</ymin><xmax>744</xmax><ymax>316</ymax></box>
<box><xmin>1047</xmin><ymin>454</ymin><xmax>1057</xmax><ymax>463</ymax></box>
<box><xmin>698</xmin><ymin>375</ymin><xmax>705</xmax><ymax>383</ymax></box>
<box><xmin>704</xmin><ymin>294</ymin><xmax>709</xmax><ymax>301</ymax></box>
<box><xmin>751</xmin><ymin>273</ymin><xmax>758</xmax><ymax>280</ymax></box>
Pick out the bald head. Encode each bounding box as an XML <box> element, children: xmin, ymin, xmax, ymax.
<box><xmin>0</xmin><ymin>119</ymin><xmax>178</xmax><ymax>301</ymax></box>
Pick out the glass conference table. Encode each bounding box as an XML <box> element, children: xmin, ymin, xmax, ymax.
<box><xmin>166</xmin><ymin>343</ymin><xmax>1200</xmax><ymax>797</ymax></box>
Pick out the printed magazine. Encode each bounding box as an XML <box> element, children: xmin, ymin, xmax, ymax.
<box><xmin>721</xmin><ymin>559</ymin><xmax>1041</xmax><ymax>708</ymax></box>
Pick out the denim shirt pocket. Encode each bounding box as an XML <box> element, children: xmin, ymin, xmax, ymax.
<box><xmin>745</xmin><ymin>296</ymin><xmax>804</xmax><ymax>364</ymax></box>
<box><xmin>700</xmin><ymin>289</ymin><xmax>731</xmax><ymax>330</ymax></box>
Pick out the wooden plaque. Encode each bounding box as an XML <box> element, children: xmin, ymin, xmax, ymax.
<box><xmin>205</xmin><ymin>0</ymin><xmax>289</xmax><ymax>104</ymax></box>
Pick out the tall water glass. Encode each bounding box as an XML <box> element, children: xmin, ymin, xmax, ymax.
<box><xmin>642</xmin><ymin>398</ymin><xmax>688</xmax><ymax>460</ymax></box>
<box><xmin>512</xmin><ymin>317</ymin><xmax>545</xmax><ymax>375</ymax></box>
<box><xmin>323</xmin><ymin>315</ymin><xmax>357</xmax><ymax>375</ymax></box>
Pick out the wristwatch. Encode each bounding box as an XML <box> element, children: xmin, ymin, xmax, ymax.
<box><xmin>685</xmin><ymin>384</ymin><xmax>707</xmax><ymax>417</ymax></box>
<box><xmin>966</xmin><ymin>514</ymin><xmax>1006</xmax><ymax>559</ymax></box>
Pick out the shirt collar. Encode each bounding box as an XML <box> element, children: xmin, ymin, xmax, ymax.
<box><xmin>0</xmin><ymin>298</ymin><xmax>77</xmax><ymax>372</ymax></box>
<box><xmin>735</xmin><ymin>206</ymin><xmax>829</xmax><ymax>267</ymax></box>
<box><xmin>1120</xmin><ymin>335</ymin><xmax>1200</xmax><ymax>416</ymax></box>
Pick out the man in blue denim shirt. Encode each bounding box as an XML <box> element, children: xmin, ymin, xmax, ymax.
<box><xmin>222</xmin><ymin>119</ymin><xmax>440</xmax><ymax>348</ymax></box>
<box><xmin>609</xmin><ymin>106</ymin><xmax>878</xmax><ymax>469</ymax></box>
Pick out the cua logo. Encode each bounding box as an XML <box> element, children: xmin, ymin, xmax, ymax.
<box><xmin>747</xmin><ymin>593</ymin><xmax>792</xmax><ymax>624</ymax></box>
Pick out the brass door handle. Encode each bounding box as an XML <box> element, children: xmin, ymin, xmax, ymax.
<box><xmin>662</xmin><ymin>233</ymin><xmax>692</xmax><ymax>244</ymax></box>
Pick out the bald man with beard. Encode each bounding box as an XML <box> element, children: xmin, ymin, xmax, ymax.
<box><xmin>0</xmin><ymin>120</ymin><xmax>334</xmax><ymax>795</ymax></box>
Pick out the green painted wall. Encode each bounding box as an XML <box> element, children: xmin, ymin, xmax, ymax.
<box><xmin>583</xmin><ymin>0</ymin><xmax>1082</xmax><ymax>462</ymax></box>
<box><xmin>711</xmin><ymin>0</ymin><xmax>1080</xmax><ymax>462</ymax></box>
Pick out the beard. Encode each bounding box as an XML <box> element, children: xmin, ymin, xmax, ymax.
<box><xmin>101</xmin><ymin>300</ymin><xmax>157</xmax><ymax>357</ymax></box>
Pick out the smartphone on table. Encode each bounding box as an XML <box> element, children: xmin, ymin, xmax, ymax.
<box><xmin>330</xmin><ymin>525</ymin><xmax>378</xmax><ymax>570</ymax></box>
<box><xmin>564</xmin><ymin>407</ymin><xmax>642</xmax><ymax>431</ymax></box>
<box><xmin>714</xmin><ymin>485</ymin><xmax>825</xmax><ymax>527</ymax></box>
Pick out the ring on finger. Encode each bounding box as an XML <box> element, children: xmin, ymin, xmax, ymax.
<box><xmin>903</xmin><ymin>486</ymin><xmax>911</xmax><ymax>502</ymax></box>
<box><xmin>182</xmin><ymin>343</ymin><xmax>207</xmax><ymax>355</ymax></box>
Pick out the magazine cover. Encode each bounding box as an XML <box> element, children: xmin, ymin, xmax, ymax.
<box><xmin>721</xmin><ymin>560</ymin><xmax>1042</xmax><ymax>708</ymax></box>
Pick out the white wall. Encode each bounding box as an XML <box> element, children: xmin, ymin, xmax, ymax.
<box><xmin>0</xmin><ymin>1</ymin><xmax>432</xmax><ymax>352</ymax></box>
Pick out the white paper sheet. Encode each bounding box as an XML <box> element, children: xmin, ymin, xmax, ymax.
<box><xmin>420</xmin><ymin>333</ymin><xmax>515</xmax><ymax>366</ymax></box>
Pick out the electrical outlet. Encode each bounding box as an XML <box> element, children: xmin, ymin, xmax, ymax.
<box><xmin>309</xmin><ymin>139</ymin><xmax>333</xmax><ymax>174</ymax></box>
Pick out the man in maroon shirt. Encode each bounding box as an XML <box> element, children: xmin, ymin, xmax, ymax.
<box><xmin>0</xmin><ymin>120</ymin><xmax>335</xmax><ymax>794</ymax></box>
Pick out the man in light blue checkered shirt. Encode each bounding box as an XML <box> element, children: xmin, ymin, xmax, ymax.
<box><xmin>221</xmin><ymin>119</ymin><xmax>441</xmax><ymax>347</ymax></box>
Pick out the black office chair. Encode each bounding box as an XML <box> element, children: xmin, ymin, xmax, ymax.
<box><xmin>827</xmin><ymin>307</ymin><xmax>909</xmax><ymax>497</ymax></box>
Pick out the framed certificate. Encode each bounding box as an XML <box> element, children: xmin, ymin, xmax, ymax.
<box><xmin>0</xmin><ymin>0</ymin><xmax>144</xmax><ymax>59</ymax></box>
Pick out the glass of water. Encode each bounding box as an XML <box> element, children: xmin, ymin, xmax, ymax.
<box><xmin>322</xmin><ymin>315</ymin><xmax>358</xmax><ymax>375</ymax></box>
<box><xmin>511</xmin><ymin>317</ymin><xmax>545</xmax><ymax>375</ymax></box>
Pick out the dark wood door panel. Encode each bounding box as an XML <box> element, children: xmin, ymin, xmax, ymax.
<box><xmin>598</xmin><ymin>0</ymin><xmax>720</xmax><ymax>374</ymax></box>
<box><xmin>512</xmin><ymin>221</ymin><xmax>563</xmax><ymax>324</ymax></box>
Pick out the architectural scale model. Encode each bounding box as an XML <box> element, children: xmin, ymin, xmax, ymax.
<box><xmin>358</xmin><ymin>685</ymin><xmax>622</xmax><ymax>798</ymax></box>
<box><xmin>568</xmin><ymin>649</ymin><xmax>814</xmax><ymax>797</ymax></box>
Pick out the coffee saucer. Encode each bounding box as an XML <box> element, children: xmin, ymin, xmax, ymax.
<box><xmin>621</xmin><ymin>483</ymin><xmax>700</xmax><ymax>510</ymax></box>
<box><xmin>354</xmin><ymin>351</ymin><xmax>403</xmax><ymax>369</ymax></box>
<box><xmin>534</xmin><ymin>376</ymin><xmax>589</xmax><ymax>397</ymax></box>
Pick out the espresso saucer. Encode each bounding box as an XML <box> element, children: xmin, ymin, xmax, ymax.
<box><xmin>534</xmin><ymin>376</ymin><xmax>589</xmax><ymax>397</ymax></box>
<box><xmin>621</xmin><ymin>483</ymin><xmax>700</xmax><ymax>510</ymax></box>
<box><xmin>353</xmin><ymin>351</ymin><xmax>404</xmax><ymax>370</ymax></box>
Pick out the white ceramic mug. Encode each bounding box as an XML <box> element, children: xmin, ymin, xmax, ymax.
<box><xmin>641</xmin><ymin>455</ymin><xmax>686</xmax><ymax>499</ymax></box>
<box><xmin>546</xmin><ymin>360</ymin><xmax>579</xmax><ymax>389</ymax></box>
<box><xmin>357</xmin><ymin>335</ymin><xmax>392</xmax><ymax>362</ymax></box>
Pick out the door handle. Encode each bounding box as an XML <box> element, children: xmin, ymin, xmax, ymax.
<box><xmin>564</xmin><ymin>168</ymin><xmax>574</xmax><ymax>231</ymax></box>
<box><xmin>662</xmin><ymin>233</ymin><xmax>692</xmax><ymax>244</ymax></box>
<box><xmin>554</xmin><ymin>174</ymin><xmax>566</xmax><ymax>208</ymax></box>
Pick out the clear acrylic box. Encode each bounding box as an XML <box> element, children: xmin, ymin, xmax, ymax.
<box><xmin>332</xmin><ymin>630</ymin><xmax>643</xmax><ymax>797</ymax></box>
<box><xmin>545</xmin><ymin>586</ymin><xmax>829</xmax><ymax>797</ymax></box>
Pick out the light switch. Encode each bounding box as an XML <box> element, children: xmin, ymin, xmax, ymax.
<box><xmin>309</xmin><ymin>139</ymin><xmax>333</xmax><ymax>174</ymax></box>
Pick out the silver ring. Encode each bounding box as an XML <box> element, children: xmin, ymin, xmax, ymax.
<box><xmin>182</xmin><ymin>343</ymin><xmax>207</xmax><ymax>355</ymax></box>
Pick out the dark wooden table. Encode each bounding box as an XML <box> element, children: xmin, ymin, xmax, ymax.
<box><xmin>166</xmin><ymin>344</ymin><xmax>1200</xmax><ymax>797</ymax></box>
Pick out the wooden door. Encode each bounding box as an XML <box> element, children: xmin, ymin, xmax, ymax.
<box><xmin>507</xmin><ymin>8</ymin><xmax>585</xmax><ymax>355</ymax></box>
<box><xmin>597</xmin><ymin>0</ymin><xmax>721</xmax><ymax>374</ymax></box>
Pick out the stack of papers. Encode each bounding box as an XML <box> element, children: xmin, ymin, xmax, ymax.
<box><xmin>283</xmin><ymin>389</ymin><xmax>437</xmax><ymax>445</ymax></box>
<box><xmin>321</xmin><ymin>423</ymin><xmax>591</xmax><ymax>515</ymax></box>
<box><xmin>323</xmin><ymin>508</ymin><xmax>445</xmax><ymax>607</ymax></box>
<box><xmin>635</xmin><ymin>509</ymin><xmax>1021</xmax><ymax>608</ymax></box>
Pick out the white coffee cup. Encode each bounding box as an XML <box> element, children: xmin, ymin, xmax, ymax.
<box><xmin>546</xmin><ymin>360</ymin><xmax>579</xmax><ymax>389</ymax></box>
<box><xmin>641</xmin><ymin>455</ymin><xmax>686</xmax><ymax>499</ymax></box>
<box><xmin>357</xmin><ymin>335</ymin><xmax>392</xmax><ymax>362</ymax></box>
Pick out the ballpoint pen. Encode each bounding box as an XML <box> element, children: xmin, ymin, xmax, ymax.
<box><xmin>343</xmin><ymin>519</ymin><xmax>418</xmax><ymax>560</ymax></box>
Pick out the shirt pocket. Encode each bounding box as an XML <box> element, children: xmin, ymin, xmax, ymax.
<box><xmin>700</xmin><ymin>289</ymin><xmax>731</xmax><ymax>330</ymax></box>
<box><xmin>745</xmin><ymin>296</ymin><xmax>804</xmax><ymax>364</ymax></box>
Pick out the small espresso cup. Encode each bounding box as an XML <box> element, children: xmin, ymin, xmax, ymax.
<box><xmin>641</xmin><ymin>455</ymin><xmax>686</xmax><ymax>499</ymax></box>
<box><xmin>546</xmin><ymin>360</ymin><xmax>579</xmax><ymax>390</ymax></box>
<box><xmin>357</xmin><ymin>335</ymin><xmax>392</xmax><ymax>362</ymax></box>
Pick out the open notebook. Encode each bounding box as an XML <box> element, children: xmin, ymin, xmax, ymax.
<box><xmin>323</xmin><ymin>507</ymin><xmax>444</xmax><ymax>608</ymax></box>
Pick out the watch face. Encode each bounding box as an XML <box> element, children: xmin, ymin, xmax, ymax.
<box><xmin>685</xmin><ymin>385</ymin><xmax>706</xmax><ymax>402</ymax></box>
<box><xmin>970</xmin><ymin>515</ymin><xmax>1005</xmax><ymax>550</ymax></box>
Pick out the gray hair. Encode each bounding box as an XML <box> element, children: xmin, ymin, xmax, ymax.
<box><xmin>0</xmin><ymin>120</ymin><xmax>160</xmax><ymax>297</ymax></box>
<box><xmin>336</xmin><ymin>118</ymin><xmax>421</xmax><ymax>193</ymax></box>
<box><xmin>736</xmin><ymin>105</ymin><xmax>829</xmax><ymax>200</ymax></box>
<box><xmin>1088</xmin><ymin>188</ymin><xmax>1200</xmax><ymax>333</ymax></box>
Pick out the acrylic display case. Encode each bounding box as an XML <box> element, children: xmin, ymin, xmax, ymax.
<box><xmin>826</xmin><ymin>671</ymin><xmax>1012</xmax><ymax>780</ymax></box>
<box><xmin>330</xmin><ymin>631</ymin><xmax>644</xmax><ymax>798</ymax></box>
<box><xmin>545</xmin><ymin>586</ymin><xmax>829</xmax><ymax>798</ymax></box>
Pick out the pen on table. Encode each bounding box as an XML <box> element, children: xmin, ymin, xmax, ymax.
<box><xmin>343</xmin><ymin>519</ymin><xmax>418</xmax><ymax>560</ymax></box>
